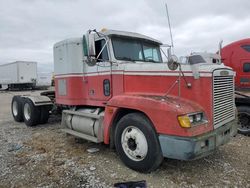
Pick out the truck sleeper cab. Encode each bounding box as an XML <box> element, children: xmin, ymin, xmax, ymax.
<box><xmin>11</xmin><ymin>29</ymin><xmax>237</xmax><ymax>172</ymax></box>
<box><xmin>221</xmin><ymin>38</ymin><xmax>250</xmax><ymax>90</ymax></box>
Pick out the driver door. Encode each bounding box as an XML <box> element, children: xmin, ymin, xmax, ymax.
<box><xmin>87</xmin><ymin>38</ymin><xmax>112</xmax><ymax>101</ymax></box>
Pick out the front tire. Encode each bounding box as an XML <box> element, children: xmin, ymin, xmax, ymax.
<box><xmin>23</xmin><ymin>98</ymin><xmax>40</xmax><ymax>126</ymax></box>
<box><xmin>114</xmin><ymin>113</ymin><xmax>163</xmax><ymax>172</ymax></box>
<box><xmin>237</xmin><ymin>106</ymin><xmax>250</xmax><ymax>136</ymax></box>
<box><xmin>11</xmin><ymin>96</ymin><xmax>24</xmax><ymax>122</ymax></box>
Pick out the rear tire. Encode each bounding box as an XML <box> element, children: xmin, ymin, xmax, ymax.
<box><xmin>114</xmin><ymin>113</ymin><xmax>163</xmax><ymax>172</ymax></box>
<box><xmin>11</xmin><ymin>96</ymin><xmax>24</xmax><ymax>122</ymax></box>
<box><xmin>237</xmin><ymin>106</ymin><xmax>250</xmax><ymax>136</ymax></box>
<box><xmin>23</xmin><ymin>98</ymin><xmax>41</xmax><ymax>126</ymax></box>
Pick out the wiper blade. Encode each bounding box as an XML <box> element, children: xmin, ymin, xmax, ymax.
<box><xmin>145</xmin><ymin>59</ymin><xmax>155</xmax><ymax>62</ymax></box>
<box><xmin>144</xmin><ymin>59</ymin><xmax>159</xmax><ymax>63</ymax></box>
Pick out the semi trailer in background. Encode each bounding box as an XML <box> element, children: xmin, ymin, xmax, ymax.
<box><xmin>0</xmin><ymin>61</ymin><xmax>52</xmax><ymax>90</ymax></box>
<box><xmin>36</xmin><ymin>72</ymin><xmax>53</xmax><ymax>89</ymax></box>
<box><xmin>10</xmin><ymin>29</ymin><xmax>237</xmax><ymax>172</ymax></box>
<box><xmin>0</xmin><ymin>61</ymin><xmax>37</xmax><ymax>90</ymax></box>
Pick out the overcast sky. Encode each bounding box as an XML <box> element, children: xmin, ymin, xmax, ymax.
<box><xmin>0</xmin><ymin>0</ymin><xmax>250</xmax><ymax>72</ymax></box>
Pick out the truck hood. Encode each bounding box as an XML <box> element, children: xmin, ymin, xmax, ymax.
<box><xmin>195</xmin><ymin>63</ymin><xmax>233</xmax><ymax>72</ymax></box>
<box><xmin>108</xmin><ymin>94</ymin><xmax>204</xmax><ymax>115</ymax></box>
<box><xmin>138</xmin><ymin>94</ymin><xmax>204</xmax><ymax>114</ymax></box>
<box><xmin>118</xmin><ymin>62</ymin><xmax>233</xmax><ymax>75</ymax></box>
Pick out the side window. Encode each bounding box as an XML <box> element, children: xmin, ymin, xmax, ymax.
<box><xmin>241</xmin><ymin>45</ymin><xmax>250</xmax><ymax>52</ymax></box>
<box><xmin>95</xmin><ymin>39</ymin><xmax>109</xmax><ymax>61</ymax></box>
<box><xmin>243</xmin><ymin>62</ymin><xmax>250</xmax><ymax>72</ymax></box>
<box><xmin>142</xmin><ymin>44</ymin><xmax>161</xmax><ymax>62</ymax></box>
<box><xmin>143</xmin><ymin>48</ymin><xmax>160</xmax><ymax>62</ymax></box>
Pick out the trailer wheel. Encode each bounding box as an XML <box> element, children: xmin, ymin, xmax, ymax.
<box><xmin>237</xmin><ymin>106</ymin><xmax>250</xmax><ymax>136</ymax></box>
<box><xmin>11</xmin><ymin>96</ymin><xmax>24</xmax><ymax>122</ymax></box>
<box><xmin>39</xmin><ymin>106</ymin><xmax>50</xmax><ymax>124</ymax></box>
<box><xmin>114</xmin><ymin>113</ymin><xmax>163</xmax><ymax>172</ymax></box>
<box><xmin>23</xmin><ymin>98</ymin><xmax>40</xmax><ymax>126</ymax></box>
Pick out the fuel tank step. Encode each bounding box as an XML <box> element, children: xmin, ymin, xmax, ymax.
<box><xmin>62</xmin><ymin>128</ymin><xmax>100</xmax><ymax>143</ymax></box>
<box><xmin>61</xmin><ymin>108</ymin><xmax>104</xmax><ymax>143</ymax></box>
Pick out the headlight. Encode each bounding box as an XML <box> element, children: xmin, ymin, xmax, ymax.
<box><xmin>195</xmin><ymin>113</ymin><xmax>202</xmax><ymax>121</ymax></box>
<box><xmin>178</xmin><ymin>112</ymin><xmax>205</xmax><ymax>128</ymax></box>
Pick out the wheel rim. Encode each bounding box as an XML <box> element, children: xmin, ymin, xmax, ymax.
<box><xmin>238</xmin><ymin>112</ymin><xmax>250</xmax><ymax>132</ymax></box>
<box><xmin>12</xmin><ymin>101</ymin><xmax>18</xmax><ymax>116</ymax></box>
<box><xmin>121</xmin><ymin>126</ymin><xmax>148</xmax><ymax>161</ymax></box>
<box><xmin>23</xmin><ymin>103</ymin><xmax>31</xmax><ymax>121</ymax></box>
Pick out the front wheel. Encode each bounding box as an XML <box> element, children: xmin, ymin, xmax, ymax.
<box><xmin>237</xmin><ymin>106</ymin><xmax>250</xmax><ymax>136</ymax></box>
<box><xmin>114</xmin><ymin>113</ymin><xmax>163</xmax><ymax>172</ymax></box>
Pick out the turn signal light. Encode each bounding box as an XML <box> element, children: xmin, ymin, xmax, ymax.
<box><xmin>178</xmin><ymin>115</ymin><xmax>191</xmax><ymax>128</ymax></box>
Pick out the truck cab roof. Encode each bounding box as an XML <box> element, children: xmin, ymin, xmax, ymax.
<box><xmin>54</xmin><ymin>29</ymin><xmax>162</xmax><ymax>48</ymax></box>
<box><xmin>99</xmin><ymin>29</ymin><xmax>162</xmax><ymax>45</ymax></box>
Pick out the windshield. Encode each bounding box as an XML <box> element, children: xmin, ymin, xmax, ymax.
<box><xmin>188</xmin><ymin>55</ymin><xmax>206</xmax><ymax>65</ymax></box>
<box><xmin>112</xmin><ymin>37</ymin><xmax>162</xmax><ymax>63</ymax></box>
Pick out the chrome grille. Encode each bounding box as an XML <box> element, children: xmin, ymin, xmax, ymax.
<box><xmin>213</xmin><ymin>70</ymin><xmax>235</xmax><ymax>129</ymax></box>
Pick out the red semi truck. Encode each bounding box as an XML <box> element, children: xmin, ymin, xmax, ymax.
<box><xmin>220</xmin><ymin>39</ymin><xmax>250</xmax><ymax>135</ymax></box>
<box><xmin>189</xmin><ymin>41</ymin><xmax>250</xmax><ymax>136</ymax></box>
<box><xmin>11</xmin><ymin>29</ymin><xmax>237</xmax><ymax>172</ymax></box>
<box><xmin>221</xmin><ymin>38</ymin><xmax>250</xmax><ymax>90</ymax></box>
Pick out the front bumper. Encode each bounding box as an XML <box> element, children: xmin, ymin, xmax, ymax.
<box><xmin>158</xmin><ymin>119</ymin><xmax>237</xmax><ymax>160</ymax></box>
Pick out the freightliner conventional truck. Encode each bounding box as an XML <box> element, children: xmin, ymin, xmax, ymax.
<box><xmin>11</xmin><ymin>29</ymin><xmax>237</xmax><ymax>172</ymax></box>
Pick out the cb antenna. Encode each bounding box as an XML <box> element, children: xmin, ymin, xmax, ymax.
<box><xmin>165</xmin><ymin>2</ymin><xmax>174</xmax><ymax>52</ymax></box>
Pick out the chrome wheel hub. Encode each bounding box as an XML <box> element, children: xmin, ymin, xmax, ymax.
<box><xmin>23</xmin><ymin>103</ymin><xmax>31</xmax><ymax>121</ymax></box>
<box><xmin>121</xmin><ymin>126</ymin><xmax>148</xmax><ymax>161</ymax></box>
<box><xmin>12</xmin><ymin>101</ymin><xmax>18</xmax><ymax>116</ymax></box>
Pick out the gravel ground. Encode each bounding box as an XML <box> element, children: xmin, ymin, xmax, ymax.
<box><xmin>0</xmin><ymin>90</ymin><xmax>249</xmax><ymax>188</ymax></box>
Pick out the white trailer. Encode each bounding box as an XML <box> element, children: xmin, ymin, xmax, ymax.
<box><xmin>36</xmin><ymin>72</ymin><xmax>52</xmax><ymax>89</ymax></box>
<box><xmin>0</xmin><ymin>61</ymin><xmax>37</xmax><ymax>90</ymax></box>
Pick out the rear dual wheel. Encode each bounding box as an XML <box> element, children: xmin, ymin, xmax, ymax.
<box><xmin>11</xmin><ymin>96</ymin><xmax>50</xmax><ymax>126</ymax></box>
<box><xmin>23</xmin><ymin>99</ymin><xmax>41</xmax><ymax>126</ymax></box>
<box><xmin>115</xmin><ymin>113</ymin><xmax>163</xmax><ymax>172</ymax></box>
<box><xmin>23</xmin><ymin>99</ymin><xmax>50</xmax><ymax>126</ymax></box>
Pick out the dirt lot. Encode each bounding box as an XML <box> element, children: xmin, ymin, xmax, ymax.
<box><xmin>0</xmin><ymin>90</ymin><xmax>249</xmax><ymax>188</ymax></box>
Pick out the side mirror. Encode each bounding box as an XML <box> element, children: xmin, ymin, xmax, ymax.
<box><xmin>87</xmin><ymin>33</ymin><xmax>96</xmax><ymax>57</ymax></box>
<box><xmin>85</xmin><ymin>31</ymin><xmax>96</xmax><ymax>66</ymax></box>
<box><xmin>168</xmin><ymin>55</ymin><xmax>179</xmax><ymax>70</ymax></box>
